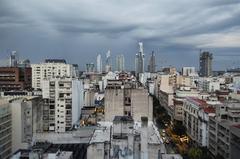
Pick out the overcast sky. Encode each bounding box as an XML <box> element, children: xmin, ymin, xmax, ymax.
<box><xmin>0</xmin><ymin>0</ymin><xmax>240</xmax><ymax>71</ymax></box>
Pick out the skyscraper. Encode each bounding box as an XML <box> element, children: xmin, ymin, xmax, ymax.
<box><xmin>135</xmin><ymin>42</ymin><xmax>145</xmax><ymax>75</ymax></box>
<box><xmin>105</xmin><ymin>50</ymin><xmax>112</xmax><ymax>72</ymax></box>
<box><xmin>116</xmin><ymin>54</ymin><xmax>125</xmax><ymax>72</ymax></box>
<box><xmin>86</xmin><ymin>63</ymin><xmax>95</xmax><ymax>73</ymax></box>
<box><xmin>96</xmin><ymin>54</ymin><xmax>102</xmax><ymax>73</ymax></box>
<box><xmin>147</xmin><ymin>51</ymin><xmax>156</xmax><ymax>73</ymax></box>
<box><xmin>199</xmin><ymin>51</ymin><xmax>213</xmax><ymax>77</ymax></box>
<box><xmin>9</xmin><ymin>51</ymin><xmax>18</xmax><ymax>67</ymax></box>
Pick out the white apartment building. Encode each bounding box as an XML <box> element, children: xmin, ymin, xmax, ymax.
<box><xmin>31</xmin><ymin>59</ymin><xmax>75</xmax><ymax>90</ymax></box>
<box><xmin>0</xmin><ymin>99</ymin><xmax>11</xmax><ymax>159</ymax></box>
<box><xmin>183</xmin><ymin>97</ymin><xmax>215</xmax><ymax>147</ymax></box>
<box><xmin>198</xmin><ymin>77</ymin><xmax>221</xmax><ymax>92</ymax></box>
<box><xmin>42</xmin><ymin>77</ymin><xmax>84</xmax><ymax>132</ymax></box>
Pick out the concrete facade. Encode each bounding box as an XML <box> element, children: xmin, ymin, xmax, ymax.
<box><xmin>0</xmin><ymin>99</ymin><xmax>12</xmax><ymax>159</ymax></box>
<box><xmin>104</xmin><ymin>84</ymin><xmax>153</xmax><ymax>122</ymax></box>
<box><xmin>10</xmin><ymin>96</ymin><xmax>43</xmax><ymax>154</ymax></box>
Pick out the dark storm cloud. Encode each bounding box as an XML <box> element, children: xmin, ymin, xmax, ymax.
<box><xmin>55</xmin><ymin>23</ymin><xmax>138</xmax><ymax>36</ymax></box>
<box><xmin>0</xmin><ymin>0</ymin><xmax>240</xmax><ymax>70</ymax></box>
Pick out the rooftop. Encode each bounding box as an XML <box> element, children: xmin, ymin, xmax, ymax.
<box><xmin>113</xmin><ymin>116</ymin><xmax>134</xmax><ymax>122</ymax></box>
<box><xmin>186</xmin><ymin>97</ymin><xmax>216</xmax><ymax>113</ymax></box>
<box><xmin>203</xmin><ymin>107</ymin><xmax>215</xmax><ymax>114</ymax></box>
<box><xmin>45</xmin><ymin>59</ymin><xmax>66</xmax><ymax>64</ymax></box>
<box><xmin>233</xmin><ymin>124</ymin><xmax>240</xmax><ymax>129</ymax></box>
<box><xmin>89</xmin><ymin>121</ymin><xmax>164</xmax><ymax>146</ymax></box>
<box><xmin>230</xmin><ymin>123</ymin><xmax>240</xmax><ymax>137</ymax></box>
<box><xmin>186</xmin><ymin>97</ymin><xmax>208</xmax><ymax>107</ymax></box>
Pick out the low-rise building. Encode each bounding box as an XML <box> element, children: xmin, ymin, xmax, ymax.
<box><xmin>0</xmin><ymin>67</ymin><xmax>32</xmax><ymax>91</ymax></box>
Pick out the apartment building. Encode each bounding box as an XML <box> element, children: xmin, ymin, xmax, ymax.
<box><xmin>198</xmin><ymin>77</ymin><xmax>221</xmax><ymax>92</ymax></box>
<box><xmin>42</xmin><ymin>77</ymin><xmax>83</xmax><ymax>132</ymax></box>
<box><xmin>31</xmin><ymin>59</ymin><xmax>75</xmax><ymax>90</ymax></box>
<box><xmin>0</xmin><ymin>67</ymin><xmax>32</xmax><ymax>91</ymax></box>
<box><xmin>183</xmin><ymin>97</ymin><xmax>215</xmax><ymax>147</ymax></box>
<box><xmin>0</xmin><ymin>99</ymin><xmax>12</xmax><ymax>159</ymax></box>
<box><xmin>208</xmin><ymin>100</ymin><xmax>240</xmax><ymax>159</ymax></box>
<box><xmin>173</xmin><ymin>87</ymin><xmax>199</xmax><ymax>121</ymax></box>
<box><xmin>104</xmin><ymin>80</ymin><xmax>153</xmax><ymax>122</ymax></box>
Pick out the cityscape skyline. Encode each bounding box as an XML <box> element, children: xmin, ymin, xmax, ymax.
<box><xmin>1</xmin><ymin>1</ymin><xmax>240</xmax><ymax>159</ymax></box>
<box><xmin>1</xmin><ymin>0</ymin><xmax>240</xmax><ymax>70</ymax></box>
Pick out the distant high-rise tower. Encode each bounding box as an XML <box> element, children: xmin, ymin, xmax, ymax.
<box><xmin>116</xmin><ymin>54</ymin><xmax>125</xmax><ymax>72</ymax></box>
<box><xmin>86</xmin><ymin>63</ymin><xmax>95</xmax><ymax>73</ymax></box>
<box><xmin>199</xmin><ymin>51</ymin><xmax>213</xmax><ymax>77</ymax></box>
<box><xmin>135</xmin><ymin>42</ymin><xmax>145</xmax><ymax>75</ymax></box>
<box><xmin>96</xmin><ymin>54</ymin><xmax>102</xmax><ymax>73</ymax></box>
<box><xmin>105</xmin><ymin>50</ymin><xmax>112</xmax><ymax>72</ymax></box>
<box><xmin>9</xmin><ymin>51</ymin><xmax>18</xmax><ymax>67</ymax></box>
<box><xmin>147</xmin><ymin>51</ymin><xmax>156</xmax><ymax>73</ymax></box>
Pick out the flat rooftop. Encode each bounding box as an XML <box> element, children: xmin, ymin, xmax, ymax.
<box><xmin>33</xmin><ymin>128</ymin><xmax>94</xmax><ymax>144</ymax></box>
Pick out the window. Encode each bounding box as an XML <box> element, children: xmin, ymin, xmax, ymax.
<box><xmin>66</xmin><ymin>105</ymin><xmax>71</xmax><ymax>109</ymax></box>
<box><xmin>59</xmin><ymin>93</ymin><xmax>64</xmax><ymax>98</ymax></box>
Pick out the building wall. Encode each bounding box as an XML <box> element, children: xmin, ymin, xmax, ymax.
<box><xmin>72</xmin><ymin>79</ymin><xmax>84</xmax><ymax>125</ymax></box>
<box><xmin>10</xmin><ymin>97</ymin><xmax>43</xmax><ymax>154</ymax></box>
<box><xmin>0</xmin><ymin>100</ymin><xmax>12</xmax><ymax>159</ymax></box>
<box><xmin>132</xmin><ymin>89</ymin><xmax>153</xmax><ymax>122</ymax></box>
<box><xmin>87</xmin><ymin>143</ymin><xmax>106</xmax><ymax>159</ymax></box>
<box><xmin>104</xmin><ymin>88</ymin><xmax>153</xmax><ymax>122</ymax></box>
<box><xmin>104</xmin><ymin>89</ymin><xmax>124</xmax><ymax>121</ymax></box>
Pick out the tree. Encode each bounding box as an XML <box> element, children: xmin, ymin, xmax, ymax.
<box><xmin>188</xmin><ymin>148</ymin><xmax>203</xmax><ymax>159</ymax></box>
